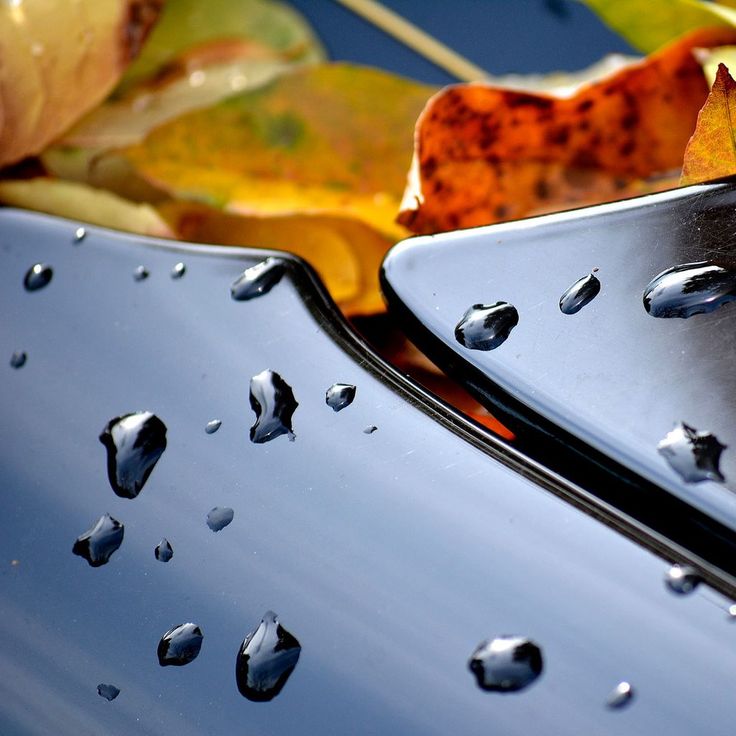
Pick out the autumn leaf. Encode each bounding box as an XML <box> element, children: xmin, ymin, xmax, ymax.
<box><xmin>580</xmin><ymin>0</ymin><xmax>736</xmax><ymax>53</ymax></box>
<box><xmin>0</xmin><ymin>0</ymin><xmax>162</xmax><ymax>168</ymax></box>
<box><xmin>0</xmin><ymin>178</ymin><xmax>173</xmax><ymax>237</ymax></box>
<box><xmin>122</xmin><ymin>63</ymin><xmax>434</xmax><ymax>242</ymax></box>
<box><xmin>681</xmin><ymin>63</ymin><xmax>736</xmax><ymax>184</ymax></box>
<box><xmin>399</xmin><ymin>28</ymin><xmax>736</xmax><ymax>235</ymax></box>
<box><xmin>116</xmin><ymin>0</ymin><xmax>324</xmax><ymax>94</ymax></box>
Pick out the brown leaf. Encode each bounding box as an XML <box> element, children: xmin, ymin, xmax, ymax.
<box><xmin>398</xmin><ymin>28</ymin><xmax>736</xmax><ymax>234</ymax></box>
<box><xmin>681</xmin><ymin>62</ymin><xmax>736</xmax><ymax>184</ymax></box>
<box><xmin>0</xmin><ymin>0</ymin><xmax>162</xmax><ymax>168</ymax></box>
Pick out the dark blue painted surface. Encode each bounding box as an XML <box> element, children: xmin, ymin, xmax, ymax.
<box><xmin>1</xmin><ymin>209</ymin><xmax>736</xmax><ymax>735</ymax></box>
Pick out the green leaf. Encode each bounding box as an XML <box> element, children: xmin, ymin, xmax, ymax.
<box><xmin>580</xmin><ymin>0</ymin><xmax>736</xmax><ymax>52</ymax></box>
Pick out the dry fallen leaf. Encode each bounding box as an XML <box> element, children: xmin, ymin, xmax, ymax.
<box><xmin>681</xmin><ymin>62</ymin><xmax>736</xmax><ymax>184</ymax></box>
<box><xmin>398</xmin><ymin>28</ymin><xmax>736</xmax><ymax>235</ymax></box>
<box><xmin>0</xmin><ymin>0</ymin><xmax>163</xmax><ymax>168</ymax></box>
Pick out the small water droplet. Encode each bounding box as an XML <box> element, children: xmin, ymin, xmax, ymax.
<box><xmin>188</xmin><ymin>70</ymin><xmax>206</xmax><ymax>87</ymax></box>
<box><xmin>559</xmin><ymin>271</ymin><xmax>601</xmax><ymax>314</ymax></box>
<box><xmin>455</xmin><ymin>302</ymin><xmax>518</xmax><ymax>351</ymax></box>
<box><xmin>24</xmin><ymin>263</ymin><xmax>53</xmax><ymax>291</ymax></box>
<box><xmin>133</xmin><ymin>265</ymin><xmax>149</xmax><ymax>281</ymax></box>
<box><xmin>231</xmin><ymin>258</ymin><xmax>285</xmax><ymax>301</ymax></box>
<box><xmin>73</xmin><ymin>227</ymin><xmax>86</xmax><ymax>243</ymax></box>
<box><xmin>665</xmin><ymin>563</ymin><xmax>701</xmax><ymax>595</ymax></box>
<box><xmin>657</xmin><ymin>422</ymin><xmax>726</xmax><ymax>483</ymax></box>
<box><xmin>236</xmin><ymin>611</ymin><xmax>301</xmax><ymax>702</ymax></box>
<box><xmin>155</xmin><ymin>538</ymin><xmax>173</xmax><ymax>562</ymax></box>
<box><xmin>468</xmin><ymin>636</ymin><xmax>543</xmax><ymax>693</ymax></box>
<box><xmin>643</xmin><ymin>262</ymin><xmax>736</xmax><ymax>318</ymax></box>
<box><xmin>30</xmin><ymin>42</ymin><xmax>44</xmax><ymax>57</ymax></box>
<box><xmin>10</xmin><ymin>351</ymin><xmax>26</xmax><ymax>369</ymax></box>
<box><xmin>97</xmin><ymin>683</ymin><xmax>120</xmax><ymax>701</ymax></box>
<box><xmin>205</xmin><ymin>419</ymin><xmax>222</xmax><ymax>434</ymax></box>
<box><xmin>326</xmin><ymin>383</ymin><xmax>356</xmax><ymax>412</ymax></box>
<box><xmin>727</xmin><ymin>604</ymin><xmax>736</xmax><ymax>619</ymax></box>
<box><xmin>72</xmin><ymin>514</ymin><xmax>124</xmax><ymax>567</ymax></box>
<box><xmin>99</xmin><ymin>412</ymin><xmax>168</xmax><ymax>499</ymax></box>
<box><xmin>363</xmin><ymin>425</ymin><xmax>378</xmax><ymax>434</ymax></box>
<box><xmin>171</xmin><ymin>262</ymin><xmax>186</xmax><ymax>279</ymax></box>
<box><xmin>206</xmin><ymin>507</ymin><xmax>234</xmax><ymax>532</ymax></box>
<box><xmin>249</xmin><ymin>370</ymin><xmax>298</xmax><ymax>443</ymax></box>
<box><xmin>606</xmin><ymin>681</ymin><xmax>634</xmax><ymax>709</ymax></box>
<box><xmin>157</xmin><ymin>623</ymin><xmax>203</xmax><ymax>666</ymax></box>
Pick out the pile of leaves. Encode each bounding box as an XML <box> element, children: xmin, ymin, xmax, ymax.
<box><xmin>4</xmin><ymin>0</ymin><xmax>736</xmax><ymax>430</ymax></box>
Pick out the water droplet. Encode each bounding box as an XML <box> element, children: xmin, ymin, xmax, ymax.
<box><xmin>657</xmin><ymin>422</ymin><xmax>726</xmax><ymax>483</ymax></box>
<box><xmin>326</xmin><ymin>383</ymin><xmax>356</xmax><ymax>412</ymax></box>
<box><xmin>249</xmin><ymin>370</ymin><xmax>298</xmax><ymax>443</ymax></box>
<box><xmin>665</xmin><ymin>563</ymin><xmax>701</xmax><ymax>595</ymax></box>
<box><xmin>157</xmin><ymin>623</ymin><xmax>203</xmax><ymax>666</ymax></box>
<box><xmin>133</xmin><ymin>265</ymin><xmax>149</xmax><ymax>281</ymax></box>
<box><xmin>559</xmin><ymin>270</ymin><xmax>601</xmax><ymax>315</ymax></box>
<box><xmin>606</xmin><ymin>681</ymin><xmax>634</xmax><ymax>709</ymax></box>
<box><xmin>155</xmin><ymin>538</ymin><xmax>173</xmax><ymax>562</ymax></box>
<box><xmin>30</xmin><ymin>42</ymin><xmax>44</xmax><ymax>57</ymax></box>
<box><xmin>188</xmin><ymin>70</ymin><xmax>206</xmax><ymax>87</ymax></box>
<box><xmin>231</xmin><ymin>258</ymin><xmax>285</xmax><ymax>301</ymax></box>
<box><xmin>207</xmin><ymin>507</ymin><xmax>234</xmax><ymax>532</ymax></box>
<box><xmin>99</xmin><ymin>412</ymin><xmax>168</xmax><ymax>499</ymax></box>
<box><xmin>73</xmin><ymin>227</ymin><xmax>86</xmax><ymax>243</ymax></box>
<box><xmin>468</xmin><ymin>636</ymin><xmax>543</xmax><ymax>693</ymax></box>
<box><xmin>72</xmin><ymin>514</ymin><xmax>124</xmax><ymax>567</ymax></box>
<box><xmin>455</xmin><ymin>302</ymin><xmax>519</xmax><ymax>351</ymax></box>
<box><xmin>363</xmin><ymin>425</ymin><xmax>378</xmax><ymax>434</ymax></box>
<box><xmin>205</xmin><ymin>419</ymin><xmax>222</xmax><ymax>434</ymax></box>
<box><xmin>643</xmin><ymin>262</ymin><xmax>736</xmax><ymax>318</ymax></box>
<box><xmin>236</xmin><ymin>611</ymin><xmax>301</xmax><ymax>702</ymax></box>
<box><xmin>10</xmin><ymin>351</ymin><xmax>26</xmax><ymax>369</ymax></box>
<box><xmin>171</xmin><ymin>262</ymin><xmax>186</xmax><ymax>279</ymax></box>
<box><xmin>97</xmin><ymin>683</ymin><xmax>120</xmax><ymax>701</ymax></box>
<box><xmin>23</xmin><ymin>263</ymin><xmax>53</xmax><ymax>291</ymax></box>
<box><xmin>727</xmin><ymin>604</ymin><xmax>736</xmax><ymax>619</ymax></box>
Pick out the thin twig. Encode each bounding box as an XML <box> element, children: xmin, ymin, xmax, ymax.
<box><xmin>333</xmin><ymin>0</ymin><xmax>489</xmax><ymax>82</ymax></box>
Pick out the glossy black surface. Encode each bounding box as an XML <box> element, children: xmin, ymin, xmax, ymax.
<box><xmin>3</xmin><ymin>209</ymin><xmax>736</xmax><ymax>734</ymax></box>
<box><xmin>382</xmin><ymin>182</ymin><xmax>736</xmax><ymax>562</ymax></box>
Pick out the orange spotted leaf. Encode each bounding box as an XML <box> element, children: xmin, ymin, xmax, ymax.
<box><xmin>681</xmin><ymin>63</ymin><xmax>736</xmax><ymax>184</ymax></box>
<box><xmin>399</xmin><ymin>28</ymin><xmax>736</xmax><ymax>234</ymax></box>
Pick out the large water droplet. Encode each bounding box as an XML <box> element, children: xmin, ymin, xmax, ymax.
<box><xmin>665</xmin><ymin>563</ymin><xmax>701</xmax><ymax>595</ymax></box>
<box><xmin>205</xmin><ymin>419</ymin><xmax>222</xmax><ymax>434</ymax></box>
<box><xmin>10</xmin><ymin>351</ymin><xmax>27</xmax><ymax>369</ymax></box>
<box><xmin>207</xmin><ymin>507</ymin><xmax>234</xmax><ymax>532</ymax></box>
<box><xmin>559</xmin><ymin>270</ymin><xmax>600</xmax><ymax>315</ymax></box>
<box><xmin>72</xmin><ymin>513</ymin><xmax>124</xmax><ymax>567</ymax></box>
<box><xmin>133</xmin><ymin>265</ymin><xmax>149</xmax><ymax>282</ymax></box>
<box><xmin>231</xmin><ymin>258</ymin><xmax>285</xmax><ymax>301</ymax></box>
<box><xmin>657</xmin><ymin>422</ymin><xmax>726</xmax><ymax>483</ymax></box>
<box><xmin>235</xmin><ymin>611</ymin><xmax>301</xmax><ymax>702</ymax></box>
<box><xmin>643</xmin><ymin>262</ymin><xmax>736</xmax><ymax>318</ymax></box>
<box><xmin>326</xmin><ymin>383</ymin><xmax>356</xmax><ymax>412</ymax></box>
<box><xmin>97</xmin><ymin>683</ymin><xmax>120</xmax><ymax>701</ymax></box>
<box><xmin>468</xmin><ymin>636</ymin><xmax>543</xmax><ymax>693</ymax></box>
<box><xmin>606</xmin><ymin>681</ymin><xmax>634</xmax><ymax>709</ymax></box>
<box><xmin>99</xmin><ymin>412</ymin><xmax>167</xmax><ymax>499</ymax></box>
<box><xmin>249</xmin><ymin>370</ymin><xmax>298</xmax><ymax>443</ymax></box>
<box><xmin>363</xmin><ymin>425</ymin><xmax>378</xmax><ymax>434</ymax></box>
<box><xmin>158</xmin><ymin>623</ymin><xmax>203</xmax><ymax>666</ymax></box>
<box><xmin>455</xmin><ymin>302</ymin><xmax>519</xmax><ymax>351</ymax></box>
<box><xmin>171</xmin><ymin>262</ymin><xmax>186</xmax><ymax>279</ymax></box>
<box><xmin>24</xmin><ymin>263</ymin><xmax>53</xmax><ymax>291</ymax></box>
<box><xmin>73</xmin><ymin>227</ymin><xmax>86</xmax><ymax>244</ymax></box>
<box><xmin>155</xmin><ymin>538</ymin><xmax>173</xmax><ymax>562</ymax></box>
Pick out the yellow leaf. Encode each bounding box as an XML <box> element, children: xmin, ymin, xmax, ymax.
<box><xmin>0</xmin><ymin>0</ymin><xmax>163</xmax><ymax>168</ymax></box>
<box><xmin>0</xmin><ymin>178</ymin><xmax>174</xmax><ymax>237</ymax></box>
<box><xmin>122</xmin><ymin>63</ymin><xmax>435</xmax><ymax>242</ymax></box>
<box><xmin>158</xmin><ymin>201</ymin><xmax>389</xmax><ymax>315</ymax></box>
<box><xmin>681</xmin><ymin>63</ymin><xmax>736</xmax><ymax>184</ymax></box>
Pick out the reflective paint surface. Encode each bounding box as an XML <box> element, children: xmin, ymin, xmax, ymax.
<box><xmin>2</xmin><ymin>209</ymin><xmax>736</xmax><ymax>734</ymax></box>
